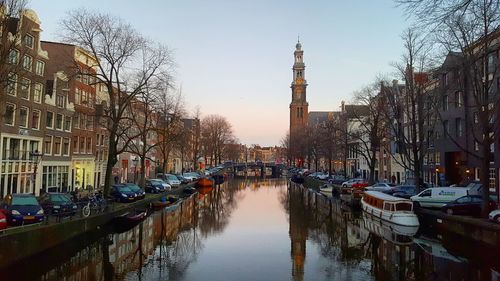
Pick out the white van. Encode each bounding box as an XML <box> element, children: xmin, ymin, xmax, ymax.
<box><xmin>410</xmin><ymin>187</ymin><xmax>471</xmax><ymax>208</ymax></box>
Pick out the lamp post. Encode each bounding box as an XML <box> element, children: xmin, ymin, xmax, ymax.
<box><xmin>30</xmin><ymin>150</ymin><xmax>44</xmax><ymax>195</ymax></box>
<box><xmin>132</xmin><ymin>157</ymin><xmax>138</xmax><ymax>183</ymax></box>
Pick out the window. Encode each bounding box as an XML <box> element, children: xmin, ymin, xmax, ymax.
<box><xmin>8</xmin><ymin>49</ymin><xmax>19</xmax><ymax>64</ymax></box>
<box><xmin>87</xmin><ymin>115</ymin><xmax>93</xmax><ymax>130</ymax></box>
<box><xmin>4</xmin><ymin>103</ymin><xmax>15</xmax><ymax>125</ymax></box>
<box><xmin>420</xmin><ymin>189</ymin><xmax>432</xmax><ymax>197</ymax></box>
<box><xmin>64</xmin><ymin>116</ymin><xmax>71</xmax><ymax>131</ymax></box>
<box><xmin>73</xmin><ymin>113</ymin><xmax>80</xmax><ymax>129</ymax></box>
<box><xmin>32</xmin><ymin>110</ymin><xmax>40</xmax><ymax>130</ymax></box>
<box><xmin>455</xmin><ymin>118</ymin><xmax>463</xmax><ymax>137</ymax></box>
<box><xmin>79</xmin><ymin>136</ymin><xmax>85</xmax><ymax>153</ymax></box>
<box><xmin>19</xmin><ymin>107</ymin><xmax>28</xmax><ymax>128</ymax></box>
<box><xmin>455</xmin><ymin>91</ymin><xmax>463</xmax><ymax>107</ymax></box>
<box><xmin>46</xmin><ymin>111</ymin><xmax>54</xmax><ymax>128</ymax></box>
<box><xmin>443</xmin><ymin>120</ymin><xmax>449</xmax><ymax>136</ymax></box>
<box><xmin>75</xmin><ymin>88</ymin><xmax>81</xmax><ymax>105</ymax></box>
<box><xmin>7</xmin><ymin>73</ymin><xmax>17</xmax><ymax>96</ymax></box>
<box><xmin>62</xmin><ymin>138</ymin><xmax>70</xmax><ymax>156</ymax></box>
<box><xmin>35</xmin><ymin>60</ymin><xmax>45</xmax><ymax>76</ymax></box>
<box><xmin>456</xmin><ymin>196</ymin><xmax>471</xmax><ymax>204</ymax></box>
<box><xmin>81</xmin><ymin>114</ymin><xmax>86</xmax><ymax>129</ymax></box>
<box><xmin>19</xmin><ymin>78</ymin><xmax>30</xmax><ymax>100</ymax></box>
<box><xmin>33</xmin><ymin>83</ymin><xmax>43</xmax><ymax>103</ymax></box>
<box><xmin>56</xmin><ymin>94</ymin><xmax>65</xmax><ymax>108</ymax></box>
<box><xmin>86</xmin><ymin>137</ymin><xmax>92</xmax><ymax>153</ymax></box>
<box><xmin>475</xmin><ymin>141</ymin><xmax>480</xmax><ymax>151</ymax></box>
<box><xmin>55</xmin><ymin>114</ymin><xmax>63</xmax><ymax>130</ymax></box>
<box><xmin>54</xmin><ymin>137</ymin><xmax>61</xmax><ymax>155</ymax></box>
<box><xmin>73</xmin><ymin>137</ymin><xmax>79</xmax><ymax>154</ymax></box>
<box><xmin>474</xmin><ymin>112</ymin><xmax>479</xmax><ymax>124</ymax></box>
<box><xmin>442</xmin><ymin>95</ymin><xmax>449</xmax><ymax>111</ymax></box>
<box><xmin>44</xmin><ymin>136</ymin><xmax>53</xmax><ymax>155</ymax></box>
<box><xmin>24</xmin><ymin>34</ymin><xmax>34</xmax><ymax>48</ymax></box>
<box><xmin>22</xmin><ymin>55</ymin><xmax>32</xmax><ymax>71</ymax></box>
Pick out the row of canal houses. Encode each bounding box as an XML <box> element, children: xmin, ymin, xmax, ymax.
<box><xmin>0</xmin><ymin>9</ymin><xmax>198</xmax><ymax>198</ymax></box>
<box><xmin>334</xmin><ymin>31</ymin><xmax>500</xmax><ymax>194</ymax></box>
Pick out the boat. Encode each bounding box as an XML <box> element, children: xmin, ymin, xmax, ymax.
<box><xmin>362</xmin><ymin>212</ymin><xmax>416</xmax><ymax>245</ymax></box>
<box><xmin>319</xmin><ymin>184</ymin><xmax>339</xmax><ymax>197</ymax></box>
<box><xmin>110</xmin><ymin>209</ymin><xmax>148</xmax><ymax>233</ymax></box>
<box><xmin>361</xmin><ymin>190</ymin><xmax>419</xmax><ymax>227</ymax></box>
<box><xmin>151</xmin><ymin>196</ymin><xmax>179</xmax><ymax>211</ymax></box>
<box><xmin>340</xmin><ymin>186</ymin><xmax>363</xmax><ymax>206</ymax></box>
<box><xmin>196</xmin><ymin>177</ymin><xmax>214</xmax><ymax>188</ymax></box>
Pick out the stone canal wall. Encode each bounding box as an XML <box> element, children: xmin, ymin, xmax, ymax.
<box><xmin>0</xmin><ymin>185</ymin><xmax>194</xmax><ymax>268</ymax></box>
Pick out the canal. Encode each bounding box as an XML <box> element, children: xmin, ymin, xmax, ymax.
<box><xmin>2</xmin><ymin>178</ymin><xmax>500</xmax><ymax>280</ymax></box>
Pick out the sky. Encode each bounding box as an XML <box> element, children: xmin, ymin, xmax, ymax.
<box><xmin>31</xmin><ymin>0</ymin><xmax>411</xmax><ymax>147</ymax></box>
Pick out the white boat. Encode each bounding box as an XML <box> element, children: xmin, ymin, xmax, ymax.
<box><xmin>361</xmin><ymin>191</ymin><xmax>419</xmax><ymax>227</ymax></box>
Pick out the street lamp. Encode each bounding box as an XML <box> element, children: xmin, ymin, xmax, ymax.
<box><xmin>132</xmin><ymin>157</ymin><xmax>139</xmax><ymax>183</ymax></box>
<box><xmin>30</xmin><ymin>150</ymin><xmax>44</xmax><ymax>195</ymax></box>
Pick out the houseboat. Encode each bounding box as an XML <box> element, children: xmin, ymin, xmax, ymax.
<box><xmin>361</xmin><ymin>191</ymin><xmax>419</xmax><ymax>227</ymax></box>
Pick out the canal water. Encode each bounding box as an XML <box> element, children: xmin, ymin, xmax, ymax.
<box><xmin>3</xmin><ymin>178</ymin><xmax>500</xmax><ymax>280</ymax></box>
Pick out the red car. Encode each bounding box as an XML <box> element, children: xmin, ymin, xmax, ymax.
<box><xmin>352</xmin><ymin>180</ymin><xmax>369</xmax><ymax>189</ymax></box>
<box><xmin>0</xmin><ymin>211</ymin><xmax>7</xmax><ymax>230</ymax></box>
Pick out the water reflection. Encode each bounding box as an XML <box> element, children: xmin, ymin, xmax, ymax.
<box><xmin>3</xmin><ymin>179</ymin><xmax>500</xmax><ymax>280</ymax></box>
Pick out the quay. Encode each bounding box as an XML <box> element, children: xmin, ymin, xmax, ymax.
<box><xmin>0</xmin><ymin>184</ymin><xmax>194</xmax><ymax>268</ymax></box>
<box><xmin>299</xmin><ymin>177</ymin><xmax>500</xmax><ymax>247</ymax></box>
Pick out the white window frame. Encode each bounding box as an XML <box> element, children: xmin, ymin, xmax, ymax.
<box><xmin>46</xmin><ymin>111</ymin><xmax>54</xmax><ymax>129</ymax></box>
<box><xmin>55</xmin><ymin>113</ymin><xmax>63</xmax><ymax>130</ymax></box>
<box><xmin>35</xmin><ymin>60</ymin><xmax>45</xmax><ymax>76</ymax></box>
<box><xmin>24</xmin><ymin>34</ymin><xmax>34</xmax><ymax>48</ymax></box>
<box><xmin>33</xmin><ymin>83</ymin><xmax>43</xmax><ymax>103</ymax></box>
<box><xmin>22</xmin><ymin>54</ymin><xmax>33</xmax><ymax>71</ymax></box>
<box><xmin>19</xmin><ymin>77</ymin><xmax>31</xmax><ymax>100</ymax></box>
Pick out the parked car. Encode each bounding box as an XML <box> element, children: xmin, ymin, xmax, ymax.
<box><xmin>0</xmin><ymin>211</ymin><xmax>6</xmax><ymax>230</ymax></box>
<box><xmin>341</xmin><ymin>179</ymin><xmax>364</xmax><ymax>188</ymax></box>
<box><xmin>385</xmin><ymin>185</ymin><xmax>417</xmax><ymax>199</ymax></box>
<box><xmin>365</xmin><ymin>183</ymin><xmax>396</xmax><ymax>192</ymax></box>
<box><xmin>182</xmin><ymin>172</ymin><xmax>200</xmax><ymax>182</ymax></box>
<box><xmin>441</xmin><ymin>195</ymin><xmax>497</xmax><ymax>216</ymax></box>
<box><xmin>489</xmin><ymin>209</ymin><xmax>500</xmax><ymax>223</ymax></box>
<box><xmin>0</xmin><ymin>194</ymin><xmax>44</xmax><ymax>225</ymax></box>
<box><xmin>164</xmin><ymin>174</ymin><xmax>181</xmax><ymax>187</ymax></box>
<box><xmin>110</xmin><ymin>184</ymin><xmax>138</xmax><ymax>202</ymax></box>
<box><xmin>328</xmin><ymin>176</ymin><xmax>348</xmax><ymax>185</ymax></box>
<box><xmin>316</xmin><ymin>173</ymin><xmax>330</xmax><ymax>180</ymax></box>
<box><xmin>38</xmin><ymin>192</ymin><xmax>77</xmax><ymax>216</ymax></box>
<box><xmin>411</xmin><ymin>187</ymin><xmax>472</xmax><ymax>208</ymax></box>
<box><xmin>352</xmin><ymin>180</ymin><xmax>369</xmax><ymax>189</ymax></box>
<box><xmin>145</xmin><ymin>179</ymin><xmax>167</xmax><ymax>193</ymax></box>
<box><xmin>175</xmin><ymin>174</ymin><xmax>190</xmax><ymax>184</ymax></box>
<box><xmin>124</xmin><ymin>183</ymin><xmax>146</xmax><ymax>200</ymax></box>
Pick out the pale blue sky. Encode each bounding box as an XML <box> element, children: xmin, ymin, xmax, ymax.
<box><xmin>32</xmin><ymin>0</ymin><xmax>410</xmax><ymax>146</ymax></box>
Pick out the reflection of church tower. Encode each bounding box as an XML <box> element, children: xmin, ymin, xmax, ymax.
<box><xmin>289</xmin><ymin>40</ymin><xmax>308</xmax><ymax>166</ymax></box>
<box><xmin>289</xmin><ymin>187</ymin><xmax>308</xmax><ymax>281</ymax></box>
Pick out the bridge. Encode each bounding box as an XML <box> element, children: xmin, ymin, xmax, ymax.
<box><xmin>227</xmin><ymin>162</ymin><xmax>284</xmax><ymax>178</ymax></box>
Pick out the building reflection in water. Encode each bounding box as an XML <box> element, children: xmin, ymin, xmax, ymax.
<box><xmin>5</xmin><ymin>179</ymin><xmax>500</xmax><ymax>281</ymax></box>
<box><xmin>286</xmin><ymin>183</ymin><xmax>500</xmax><ymax>281</ymax></box>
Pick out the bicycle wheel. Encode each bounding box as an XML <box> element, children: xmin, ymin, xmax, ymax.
<box><xmin>82</xmin><ymin>205</ymin><xmax>91</xmax><ymax>217</ymax></box>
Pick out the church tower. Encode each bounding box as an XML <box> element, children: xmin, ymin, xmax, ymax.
<box><xmin>289</xmin><ymin>40</ymin><xmax>308</xmax><ymax>166</ymax></box>
<box><xmin>289</xmin><ymin>40</ymin><xmax>308</xmax><ymax>133</ymax></box>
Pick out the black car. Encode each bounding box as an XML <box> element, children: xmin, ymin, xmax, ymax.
<box><xmin>145</xmin><ymin>179</ymin><xmax>165</xmax><ymax>193</ymax></box>
<box><xmin>110</xmin><ymin>185</ymin><xmax>138</xmax><ymax>202</ymax></box>
<box><xmin>39</xmin><ymin>192</ymin><xmax>78</xmax><ymax>216</ymax></box>
<box><xmin>442</xmin><ymin>195</ymin><xmax>498</xmax><ymax>216</ymax></box>
<box><xmin>385</xmin><ymin>185</ymin><xmax>417</xmax><ymax>199</ymax></box>
<box><xmin>0</xmin><ymin>194</ymin><xmax>44</xmax><ymax>225</ymax></box>
<box><xmin>124</xmin><ymin>183</ymin><xmax>146</xmax><ymax>200</ymax></box>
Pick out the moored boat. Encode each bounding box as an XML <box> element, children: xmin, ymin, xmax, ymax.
<box><xmin>197</xmin><ymin>177</ymin><xmax>214</xmax><ymax>188</ymax></box>
<box><xmin>110</xmin><ymin>209</ymin><xmax>148</xmax><ymax>233</ymax></box>
<box><xmin>151</xmin><ymin>196</ymin><xmax>179</xmax><ymax>211</ymax></box>
<box><xmin>361</xmin><ymin>191</ymin><xmax>419</xmax><ymax>227</ymax></box>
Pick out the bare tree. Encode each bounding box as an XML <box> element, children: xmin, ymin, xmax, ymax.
<box><xmin>397</xmin><ymin>0</ymin><xmax>500</xmax><ymax>214</ymax></box>
<box><xmin>348</xmin><ymin>83</ymin><xmax>387</xmax><ymax>185</ymax></box>
<box><xmin>60</xmin><ymin>8</ymin><xmax>174</xmax><ymax>195</ymax></box>
<box><xmin>280</xmin><ymin>131</ymin><xmax>292</xmax><ymax>166</ymax></box>
<box><xmin>382</xmin><ymin>28</ymin><xmax>436</xmax><ymax>191</ymax></box>
<box><xmin>0</xmin><ymin>0</ymin><xmax>30</xmax><ymax>123</ymax></box>
<box><xmin>156</xmin><ymin>89</ymin><xmax>185</xmax><ymax>174</ymax></box>
<box><xmin>200</xmin><ymin>114</ymin><xmax>234</xmax><ymax>166</ymax></box>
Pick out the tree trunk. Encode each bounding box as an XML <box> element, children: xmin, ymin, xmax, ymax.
<box><xmin>104</xmin><ymin>136</ymin><xmax>118</xmax><ymax>196</ymax></box>
<box><xmin>480</xmin><ymin>144</ymin><xmax>491</xmax><ymax>218</ymax></box>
